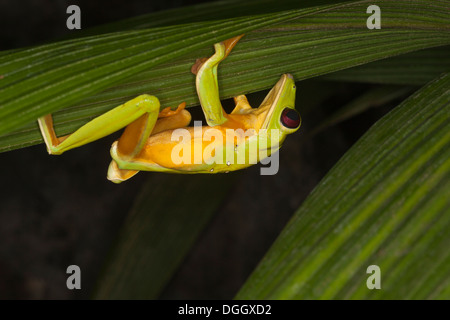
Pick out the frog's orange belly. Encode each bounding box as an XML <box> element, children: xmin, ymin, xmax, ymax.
<box><xmin>134</xmin><ymin>126</ymin><xmax>255</xmax><ymax>171</ymax></box>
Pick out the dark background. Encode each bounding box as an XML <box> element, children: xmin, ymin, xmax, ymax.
<box><xmin>0</xmin><ymin>0</ymin><xmax>399</xmax><ymax>299</ymax></box>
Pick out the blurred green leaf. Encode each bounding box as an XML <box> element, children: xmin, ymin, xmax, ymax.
<box><xmin>310</xmin><ymin>84</ymin><xmax>414</xmax><ymax>135</ymax></box>
<box><xmin>236</xmin><ymin>73</ymin><xmax>450</xmax><ymax>299</ymax></box>
<box><xmin>323</xmin><ymin>46</ymin><xmax>450</xmax><ymax>85</ymax></box>
<box><xmin>1</xmin><ymin>0</ymin><xmax>449</xmax><ymax>152</ymax></box>
<box><xmin>94</xmin><ymin>174</ymin><xmax>236</xmax><ymax>299</ymax></box>
<box><xmin>324</xmin><ymin>45</ymin><xmax>450</xmax><ymax>85</ymax></box>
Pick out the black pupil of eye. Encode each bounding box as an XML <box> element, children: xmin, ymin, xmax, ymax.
<box><xmin>281</xmin><ymin>108</ymin><xmax>300</xmax><ymax>128</ymax></box>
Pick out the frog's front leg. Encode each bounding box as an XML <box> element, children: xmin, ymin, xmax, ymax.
<box><xmin>192</xmin><ymin>34</ymin><xmax>244</xmax><ymax>127</ymax></box>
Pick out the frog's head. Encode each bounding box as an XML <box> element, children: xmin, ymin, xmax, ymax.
<box><xmin>258</xmin><ymin>74</ymin><xmax>301</xmax><ymax>139</ymax></box>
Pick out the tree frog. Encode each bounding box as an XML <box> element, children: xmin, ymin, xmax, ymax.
<box><xmin>38</xmin><ymin>35</ymin><xmax>301</xmax><ymax>183</ymax></box>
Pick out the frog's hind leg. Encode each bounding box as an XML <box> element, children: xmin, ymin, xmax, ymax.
<box><xmin>38</xmin><ymin>94</ymin><xmax>163</xmax><ymax>184</ymax></box>
<box><xmin>38</xmin><ymin>94</ymin><xmax>160</xmax><ymax>155</ymax></box>
<box><xmin>107</xmin><ymin>102</ymin><xmax>192</xmax><ymax>183</ymax></box>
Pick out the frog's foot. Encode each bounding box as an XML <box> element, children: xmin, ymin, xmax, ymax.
<box><xmin>191</xmin><ymin>34</ymin><xmax>244</xmax><ymax>76</ymax></box>
<box><xmin>231</xmin><ymin>95</ymin><xmax>253</xmax><ymax>114</ymax></box>
<box><xmin>191</xmin><ymin>57</ymin><xmax>208</xmax><ymax>75</ymax></box>
<box><xmin>107</xmin><ymin>159</ymin><xmax>139</xmax><ymax>184</ymax></box>
<box><xmin>158</xmin><ymin>102</ymin><xmax>187</xmax><ymax>118</ymax></box>
<box><xmin>222</xmin><ymin>34</ymin><xmax>244</xmax><ymax>58</ymax></box>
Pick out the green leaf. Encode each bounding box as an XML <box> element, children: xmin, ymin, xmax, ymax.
<box><xmin>0</xmin><ymin>8</ymin><xmax>316</xmax><ymax>135</ymax></box>
<box><xmin>1</xmin><ymin>0</ymin><xmax>449</xmax><ymax>152</ymax></box>
<box><xmin>79</xmin><ymin>0</ymin><xmax>332</xmax><ymax>35</ymax></box>
<box><xmin>93</xmin><ymin>174</ymin><xmax>236</xmax><ymax>299</ymax></box>
<box><xmin>236</xmin><ymin>72</ymin><xmax>450</xmax><ymax>299</ymax></box>
<box><xmin>324</xmin><ymin>45</ymin><xmax>450</xmax><ymax>85</ymax></box>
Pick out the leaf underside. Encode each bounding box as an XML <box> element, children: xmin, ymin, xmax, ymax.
<box><xmin>0</xmin><ymin>0</ymin><xmax>449</xmax><ymax>153</ymax></box>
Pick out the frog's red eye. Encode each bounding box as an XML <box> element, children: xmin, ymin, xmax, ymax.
<box><xmin>280</xmin><ymin>108</ymin><xmax>300</xmax><ymax>129</ymax></box>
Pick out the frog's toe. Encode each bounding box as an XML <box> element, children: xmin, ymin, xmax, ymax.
<box><xmin>158</xmin><ymin>102</ymin><xmax>187</xmax><ymax>118</ymax></box>
<box><xmin>191</xmin><ymin>57</ymin><xmax>208</xmax><ymax>75</ymax></box>
<box><xmin>107</xmin><ymin>159</ymin><xmax>139</xmax><ymax>183</ymax></box>
<box><xmin>222</xmin><ymin>34</ymin><xmax>244</xmax><ymax>57</ymax></box>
